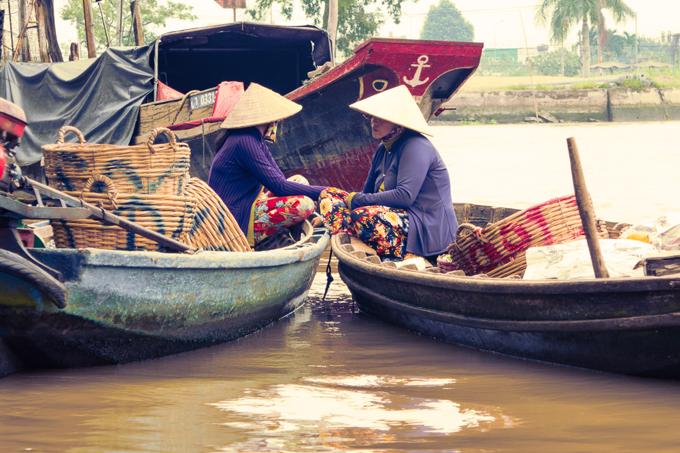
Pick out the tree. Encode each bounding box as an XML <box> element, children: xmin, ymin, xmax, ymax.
<box><xmin>420</xmin><ymin>0</ymin><xmax>473</xmax><ymax>42</ymax></box>
<box><xmin>61</xmin><ymin>0</ymin><xmax>196</xmax><ymax>50</ymax></box>
<box><xmin>537</xmin><ymin>0</ymin><xmax>596</xmax><ymax>76</ymax></box>
<box><xmin>595</xmin><ymin>0</ymin><xmax>635</xmax><ymax>64</ymax></box>
<box><xmin>536</xmin><ymin>0</ymin><xmax>634</xmax><ymax>76</ymax></box>
<box><xmin>248</xmin><ymin>0</ymin><xmax>406</xmax><ymax>55</ymax></box>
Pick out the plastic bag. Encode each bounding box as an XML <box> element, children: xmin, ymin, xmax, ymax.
<box><xmin>619</xmin><ymin>214</ymin><xmax>680</xmax><ymax>251</ymax></box>
<box><xmin>523</xmin><ymin>239</ymin><xmax>657</xmax><ymax>280</ymax></box>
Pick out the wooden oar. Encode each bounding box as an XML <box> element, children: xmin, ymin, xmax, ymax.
<box><xmin>24</xmin><ymin>177</ymin><xmax>194</xmax><ymax>254</ymax></box>
<box><xmin>566</xmin><ymin>137</ymin><xmax>609</xmax><ymax>278</ymax></box>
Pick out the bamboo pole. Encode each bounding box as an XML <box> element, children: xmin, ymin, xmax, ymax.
<box><xmin>117</xmin><ymin>0</ymin><xmax>123</xmax><ymax>46</ymax></box>
<box><xmin>82</xmin><ymin>0</ymin><xmax>96</xmax><ymax>58</ymax></box>
<box><xmin>130</xmin><ymin>0</ymin><xmax>144</xmax><ymax>46</ymax></box>
<box><xmin>566</xmin><ymin>137</ymin><xmax>609</xmax><ymax>278</ymax></box>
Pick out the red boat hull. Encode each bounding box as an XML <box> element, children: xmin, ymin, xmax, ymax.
<box><xmin>272</xmin><ymin>38</ymin><xmax>483</xmax><ymax>190</ymax></box>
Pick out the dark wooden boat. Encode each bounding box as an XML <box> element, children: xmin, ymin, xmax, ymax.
<box><xmin>0</xmin><ymin>209</ymin><xmax>328</xmax><ymax>376</ymax></box>
<box><xmin>331</xmin><ymin>203</ymin><xmax>680</xmax><ymax>378</ymax></box>
<box><xmin>135</xmin><ymin>24</ymin><xmax>483</xmax><ymax>189</ymax></box>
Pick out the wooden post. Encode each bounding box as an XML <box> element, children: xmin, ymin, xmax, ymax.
<box><xmin>17</xmin><ymin>0</ymin><xmax>31</xmax><ymax>61</ymax></box>
<box><xmin>82</xmin><ymin>0</ymin><xmax>96</xmax><ymax>58</ymax></box>
<box><xmin>130</xmin><ymin>0</ymin><xmax>144</xmax><ymax>46</ymax></box>
<box><xmin>35</xmin><ymin>1</ymin><xmax>50</xmax><ymax>62</ymax></box>
<box><xmin>39</xmin><ymin>0</ymin><xmax>64</xmax><ymax>62</ymax></box>
<box><xmin>327</xmin><ymin>0</ymin><xmax>338</xmax><ymax>59</ymax></box>
<box><xmin>0</xmin><ymin>10</ymin><xmax>5</xmax><ymax>62</ymax></box>
<box><xmin>69</xmin><ymin>42</ymin><xmax>79</xmax><ymax>61</ymax></box>
<box><xmin>566</xmin><ymin>137</ymin><xmax>610</xmax><ymax>278</ymax></box>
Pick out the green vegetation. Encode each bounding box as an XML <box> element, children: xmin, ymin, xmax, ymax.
<box><xmin>248</xmin><ymin>0</ymin><xmax>406</xmax><ymax>54</ymax></box>
<box><xmin>420</xmin><ymin>0</ymin><xmax>474</xmax><ymax>42</ymax></box>
<box><xmin>61</xmin><ymin>0</ymin><xmax>195</xmax><ymax>49</ymax></box>
<box><xmin>530</xmin><ymin>49</ymin><xmax>581</xmax><ymax>76</ymax></box>
<box><xmin>536</xmin><ymin>0</ymin><xmax>635</xmax><ymax>76</ymax></box>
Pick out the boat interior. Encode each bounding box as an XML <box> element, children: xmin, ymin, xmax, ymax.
<box><xmin>154</xmin><ymin>23</ymin><xmax>332</xmax><ymax>97</ymax></box>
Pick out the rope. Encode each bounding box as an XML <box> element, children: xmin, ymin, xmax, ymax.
<box><xmin>322</xmin><ymin>248</ymin><xmax>334</xmax><ymax>301</ymax></box>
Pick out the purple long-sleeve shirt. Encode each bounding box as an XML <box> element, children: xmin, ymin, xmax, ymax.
<box><xmin>352</xmin><ymin>130</ymin><xmax>458</xmax><ymax>256</ymax></box>
<box><xmin>208</xmin><ymin>127</ymin><xmax>325</xmax><ymax>235</ymax></box>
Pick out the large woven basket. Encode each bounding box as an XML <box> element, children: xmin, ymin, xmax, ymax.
<box><xmin>43</xmin><ymin>126</ymin><xmax>190</xmax><ymax>195</ymax></box>
<box><xmin>52</xmin><ymin>176</ymin><xmax>196</xmax><ymax>251</ymax></box>
<box><xmin>184</xmin><ymin>178</ymin><xmax>251</xmax><ymax>252</ymax></box>
<box><xmin>438</xmin><ymin>195</ymin><xmax>608</xmax><ymax>278</ymax></box>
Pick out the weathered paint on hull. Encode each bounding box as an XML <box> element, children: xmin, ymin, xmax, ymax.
<box><xmin>0</xmin><ymin>229</ymin><xmax>328</xmax><ymax>374</ymax></box>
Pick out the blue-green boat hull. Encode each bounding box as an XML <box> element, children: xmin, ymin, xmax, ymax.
<box><xmin>0</xmin><ymin>228</ymin><xmax>328</xmax><ymax>373</ymax></box>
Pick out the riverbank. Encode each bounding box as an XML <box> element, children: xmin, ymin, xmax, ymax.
<box><xmin>438</xmin><ymin>87</ymin><xmax>680</xmax><ymax>123</ymax></box>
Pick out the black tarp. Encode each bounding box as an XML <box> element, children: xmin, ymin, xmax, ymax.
<box><xmin>156</xmin><ymin>22</ymin><xmax>331</xmax><ymax>95</ymax></box>
<box><xmin>1</xmin><ymin>46</ymin><xmax>154</xmax><ymax>166</ymax></box>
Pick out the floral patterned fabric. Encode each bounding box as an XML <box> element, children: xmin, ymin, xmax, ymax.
<box><xmin>253</xmin><ymin>195</ymin><xmax>315</xmax><ymax>243</ymax></box>
<box><xmin>319</xmin><ymin>187</ymin><xmax>409</xmax><ymax>258</ymax></box>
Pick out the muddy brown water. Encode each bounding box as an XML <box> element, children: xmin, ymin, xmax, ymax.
<box><xmin>1</xmin><ymin>122</ymin><xmax>679</xmax><ymax>452</ymax></box>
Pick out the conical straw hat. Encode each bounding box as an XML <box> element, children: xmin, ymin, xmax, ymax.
<box><xmin>349</xmin><ymin>84</ymin><xmax>432</xmax><ymax>136</ymax></box>
<box><xmin>221</xmin><ymin>82</ymin><xmax>302</xmax><ymax>129</ymax></box>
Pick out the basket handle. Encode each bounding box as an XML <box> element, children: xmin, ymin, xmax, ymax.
<box><xmin>82</xmin><ymin>174</ymin><xmax>119</xmax><ymax>209</ymax></box>
<box><xmin>146</xmin><ymin>127</ymin><xmax>177</xmax><ymax>154</ymax></box>
<box><xmin>455</xmin><ymin>223</ymin><xmax>489</xmax><ymax>243</ymax></box>
<box><xmin>57</xmin><ymin>126</ymin><xmax>86</xmax><ymax>144</ymax></box>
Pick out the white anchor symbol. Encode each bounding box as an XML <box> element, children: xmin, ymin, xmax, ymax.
<box><xmin>403</xmin><ymin>55</ymin><xmax>431</xmax><ymax>88</ymax></box>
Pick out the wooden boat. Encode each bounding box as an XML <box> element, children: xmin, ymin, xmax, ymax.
<box><xmin>135</xmin><ymin>24</ymin><xmax>483</xmax><ymax>189</ymax></box>
<box><xmin>0</xmin><ymin>219</ymin><xmax>328</xmax><ymax>376</ymax></box>
<box><xmin>331</xmin><ymin>203</ymin><xmax>680</xmax><ymax>378</ymax></box>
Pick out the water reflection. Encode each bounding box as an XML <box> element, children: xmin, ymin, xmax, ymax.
<box><xmin>213</xmin><ymin>376</ymin><xmax>500</xmax><ymax>451</ymax></box>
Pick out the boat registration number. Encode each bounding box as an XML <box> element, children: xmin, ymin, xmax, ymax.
<box><xmin>189</xmin><ymin>89</ymin><xmax>217</xmax><ymax>111</ymax></box>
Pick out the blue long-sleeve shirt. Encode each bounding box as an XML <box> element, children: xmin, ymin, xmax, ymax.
<box><xmin>208</xmin><ymin>127</ymin><xmax>325</xmax><ymax>236</ymax></box>
<box><xmin>352</xmin><ymin>130</ymin><xmax>458</xmax><ymax>256</ymax></box>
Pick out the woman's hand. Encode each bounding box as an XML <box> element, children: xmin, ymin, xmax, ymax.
<box><xmin>343</xmin><ymin>191</ymin><xmax>358</xmax><ymax>210</ymax></box>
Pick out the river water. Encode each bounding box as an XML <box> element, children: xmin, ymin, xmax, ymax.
<box><xmin>1</xmin><ymin>122</ymin><xmax>679</xmax><ymax>452</ymax></box>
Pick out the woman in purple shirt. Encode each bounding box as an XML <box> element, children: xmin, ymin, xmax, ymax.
<box><xmin>320</xmin><ymin>85</ymin><xmax>458</xmax><ymax>259</ymax></box>
<box><xmin>209</xmin><ymin>83</ymin><xmax>326</xmax><ymax>247</ymax></box>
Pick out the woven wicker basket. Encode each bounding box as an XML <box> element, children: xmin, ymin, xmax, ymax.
<box><xmin>52</xmin><ymin>175</ymin><xmax>196</xmax><ymax>251</ymax></box>
<box><xmin>184</xmin><ymin>178</ymin><xmax>251</xmax><ymax>252</ymax></box>
<box><xmin>438</xmin><ymin>195</ymin><xmax>608</xmax><ymax>278</ymax></box>
<box><xmin>43</xmin><ymin>126</ymin><xmax>190</xmax><ymax>195</ymax></box>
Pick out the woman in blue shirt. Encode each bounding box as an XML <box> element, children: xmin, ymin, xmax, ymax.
<box><xmin>320</xmin><ymin>85</ymin><xmax>458</xmax><ymax>259</ymax></box>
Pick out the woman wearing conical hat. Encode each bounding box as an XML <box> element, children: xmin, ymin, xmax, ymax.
<box><xmin>209</xmin><ymin>83</ymin><xmax>327</xmax><ymax>247</ymax></box>
<box><xmin>319</xmin><ymin>84</ymin><xmax>458</xmax><ymax>260</ymax></box>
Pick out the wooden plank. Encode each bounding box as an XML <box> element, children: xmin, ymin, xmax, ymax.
<box><xmin>134</xmin><ymin>120</ymin><xmax>222</xmax><ymax>144</ymax></box>
<box><xmin>137</xmin><ymin>88</ymin><xmax>216</xmax><ymax>134</ymax></box>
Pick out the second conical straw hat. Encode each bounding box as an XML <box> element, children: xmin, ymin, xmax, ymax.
<box><xmin>349</xmin><ymin>84</ymin><xmax>432</xmax><ymax>136</ymax></box>
<box><xmin>221</xmin><ymin>82</ymin><xmax>302</xmax><ymax>129</ymax></box>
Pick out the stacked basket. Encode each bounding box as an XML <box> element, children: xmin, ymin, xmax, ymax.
<box><xmin>438</xmin><ymin>195</ymin><xmax>608</xmax><ymax>278</ymax></box>
<box><xmin>44</xmin><ymin>126</ymin><xmax>249</xmax><ymax>252</ymax></box>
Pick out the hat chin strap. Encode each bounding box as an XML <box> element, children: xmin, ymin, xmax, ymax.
<box><xmin>379</xmin><ymin>125</ymin><xmax>404</xmax><ymax>142</ymax></box>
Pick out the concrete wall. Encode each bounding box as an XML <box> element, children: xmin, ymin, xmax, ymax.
<box><xmin>438</xmin><ymin>88</ymin><xmax>680</xmax><ymax>123</ymax></box>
